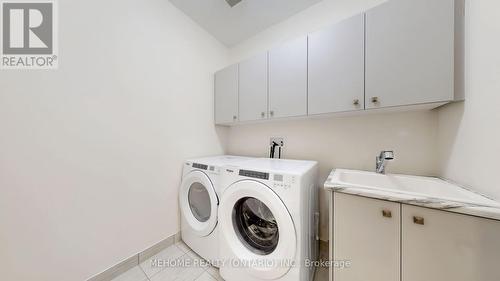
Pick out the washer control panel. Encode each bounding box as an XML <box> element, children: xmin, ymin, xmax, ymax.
<box><xmin>239</xmin><ymin>169</ymin><xmax>269</xmax><ymax>180</ymax></box>
<box><xmin>189</xmin><ymin>162</ymin><xmax>220</xmax><ymax>174</ymax></box>
<box><xmin>192</xmin><ymin>163</ymin><xmax>208</xmax><ymax>170</ymax></box>
<box><xmin>236</xmin><ymin>168</ymin><xmax>296</xmax><ymax>190</ymax></box>
<box><xmin>272</xmin><ymin>174</ymin><xmax>295</xmax><ymax>189</ymax></box>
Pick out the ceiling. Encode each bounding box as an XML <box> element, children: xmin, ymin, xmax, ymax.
<box><xmin>169</xmin><ymin>0</ymin><xmax>323</xmax><ymax>46</ymax></box>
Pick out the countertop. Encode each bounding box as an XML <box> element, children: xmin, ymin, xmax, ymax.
<box><xmin>324</xmin><ymin>170</ymin><xmax>500</xmax><ymax>221</ymax></box>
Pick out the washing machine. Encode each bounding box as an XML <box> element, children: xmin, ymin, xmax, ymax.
<box><xmin>179</xmin><ymin>155</ymin><xmax>253</xmax><ymax>264</ymax></box>
<box><xmin>218</xmin><ymin>158</ymin><xmax>319</xmax><ymax>281</ymax></box>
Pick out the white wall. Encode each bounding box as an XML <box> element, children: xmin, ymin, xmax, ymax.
<box><xmin>0</xmin><ymin>0</ymin><xmax>228</xmax><ymax>280</ymax></box>
<box><xmin>225</xmin><ymin>0</ymin><xmax>440</xmax><ymax>241</ymax></box>
<box><xmin>438</xmin><ymin>0</ymin><xmax>500</xmax><ymax>200</ymax></box>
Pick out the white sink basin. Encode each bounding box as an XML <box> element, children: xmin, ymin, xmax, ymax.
<box><xmin>330</xmin><ymin>169</ymin><xmax>500</xmax><ymax>208</ymax></box>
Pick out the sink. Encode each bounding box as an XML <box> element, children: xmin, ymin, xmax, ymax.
<box><xmin>329</xmin><ymin>169</ymin><xmax>500</xmax><ymax>208</ymax></box>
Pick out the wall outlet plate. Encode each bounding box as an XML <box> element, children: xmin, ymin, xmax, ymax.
<box><xmin>270</xmin><ymin>137</ymin><xmax>284</xmax><ymax>147</ymax></box>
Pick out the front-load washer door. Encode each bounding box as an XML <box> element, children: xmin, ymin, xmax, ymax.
<box><xmin>179</xmin><ymin>170</ymin><xmax>218</xmax><ymax>237</ymax></box>
<box><xmin>220</xmin><ymin>180</ymin><xmax>296</xmax><ymax>279</ymax></box>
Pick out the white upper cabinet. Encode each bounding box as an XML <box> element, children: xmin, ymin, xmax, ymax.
<box><xmin>308</xmin><ymin>14</ymin><xmax>365</xmax><ymax>115</ymax></box>
<box><xmin>365</xmin><ymin>0</ymin><xmax>455</xmax><ymax>109</ymax></box>
<box><xmin>239</xmin><ymin>53</ymin><xmax>269</xmax><ymax>122</ymax></box>
<box><xmin>214</xmin><ymin>0</ymin><xmax>461</xmax><ymax>125</ymax></box>
<box><xmin>215</xmin><ymin>64</ymin><xmax>238</xmax><ymax>124</ymax></box>
<box><xmin>269</xmin><ymin>37</ymin><xmax>308</xmax><ymax>119</ymax></box>
<box><xmin>402</xmin><ymin>205</ymin><xmax>500</xmax><ymax>281</ymax></box>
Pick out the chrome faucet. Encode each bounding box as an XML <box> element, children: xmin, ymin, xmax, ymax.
<box><xmin>376</xmin><ymin>151</ymin><xmax>394</xmax><ymax>174</ymax></box>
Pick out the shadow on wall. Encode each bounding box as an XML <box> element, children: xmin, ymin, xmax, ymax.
<box><xmin>437</xmin><ymin>101</ymin><xmax>465</xmax><ymax>175</ymax></box>
<box><xmin>215</xmin><ymin>125</ymin><xmax>230</xmax><ymax>153</ymax></box>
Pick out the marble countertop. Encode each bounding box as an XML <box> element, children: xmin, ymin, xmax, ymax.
<box><xmin>324</xmin><ymin>170</ymin><xmax>500</xmax><ymax>221</ymax></box>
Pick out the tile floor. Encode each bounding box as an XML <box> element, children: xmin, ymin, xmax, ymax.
<box><xmin>111</xmin><ymin>241</ymin><xmax>329</xmax><ymax>281</ymax></box>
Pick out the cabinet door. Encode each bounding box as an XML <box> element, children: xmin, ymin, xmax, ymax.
<box><xmin>269</xmin><ymin>37</ymin><xmax>307</xmax><ymax>118</ymax></box>
<box><xmin>365</xmin><ymin>0</ymin><xmax>455</xmax><ymax>109</ymax></box>
<box><xmin>215</xmin><ymin>64</ymin><xmax>238</xmax><ymax>124</ymax></box>
<box><xmin>402</xmin><ymin>205</ymin><xmax>500</xmax><ymax>281</ymax></box>
<box><xmin>333</xmin><ymin>193</ymin><xmax>400</xmax><ymax>281</ymax></box>
<box><xmin>308</xmin><ymin>14</ymin><xmax>365</xmax><ymax>115</ymax></box>
<box><xmin>239</xmin><ymin>53</ymin><xmax>268</xmax><ymax>122</ymax></box>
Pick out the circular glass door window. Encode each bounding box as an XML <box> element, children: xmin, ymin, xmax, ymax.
<box><xmin>233</xmin><ymin>197</ymin><xmax>279</xmax><ymax>255</ymax></box>
<box><xmin>188</xmin><ymin>182</ymin><xmax>211</xmax><ymax>222</ymax></box>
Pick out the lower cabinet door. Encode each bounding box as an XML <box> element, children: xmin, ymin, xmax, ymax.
<box><xmin>333</xmin><ymin>193</ymin><xmax>400</xmax><ymax>281</ymax></box>
<box><xmin>402</xmin><ymin>205</ymin><xmax>500</xmax><ymax>281</ymax></box>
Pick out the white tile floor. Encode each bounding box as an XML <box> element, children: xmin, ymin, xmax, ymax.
<box><xmin>111</xmin><ymin>241</ymin><xmax>328</xmax><ymax>281</ymax></box>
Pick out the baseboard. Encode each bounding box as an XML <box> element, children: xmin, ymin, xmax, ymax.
<box><xmin>138</xmin><ymin>235</ymin><xmax>175</xmax><ymax>264</ymax></box>
<box><xmin>87</xmin><ymin>255</ymin><xmax>138</xmax><ymax>281</ymax></box>
<box><xmin>87</xmin><ymin>232</ymin><xmax>179</xmax><ymax>281</ymax></box>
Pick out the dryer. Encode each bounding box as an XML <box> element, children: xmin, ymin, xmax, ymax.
<box><xmin>179</xmin><ymin>155</ymin><xmax>253</xmax><ymax>264</ymax></box>
<box><xmin>218</xmin><ymin>158</ymin><xmax>319</xmax><ymax>281</ymax></box>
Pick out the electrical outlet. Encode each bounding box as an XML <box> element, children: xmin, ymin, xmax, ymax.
<box><xmin>270</xmin><ymin>137</ymin><xmax>284</xmax><ymax>147</ymax></box>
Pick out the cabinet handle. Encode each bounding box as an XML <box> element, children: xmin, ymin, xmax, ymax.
<box><xmin>371</xmin><ymin>97</ymin><xmax>379</xmax><ymax>103</ymax></box>
<box><xmin>382</xmin><ymin>210</ymin><xmax>392</xmax><ymax>218</ymax></box>
<box><xmin>261</xmin><ymin>112</ymin><xmax>265</xmax><ymax>118</ymax></box>
<box><xmin>353</xmin><ymin>99</ymin><xmax>360</xmax><ymax>106</ymax></box>
<box><xmin>270</xmin><ymin>110</ymin><xmax>274</xmax><ymax>117</ymax></box>
<box><xmin>232</xmin><ymin>115</ymin><xmax>237</xmax><ymax>120</ymax></box>
<box><xmin>413</xmin><ymin>216</ymin><xmax>425</xmax><ymax>225</ymax></box>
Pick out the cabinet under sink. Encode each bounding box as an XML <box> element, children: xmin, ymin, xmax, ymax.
<box><xmin>327</xmin><ymin>180</ymin><xmax>500</xmax><ymax>281</ymax></box>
